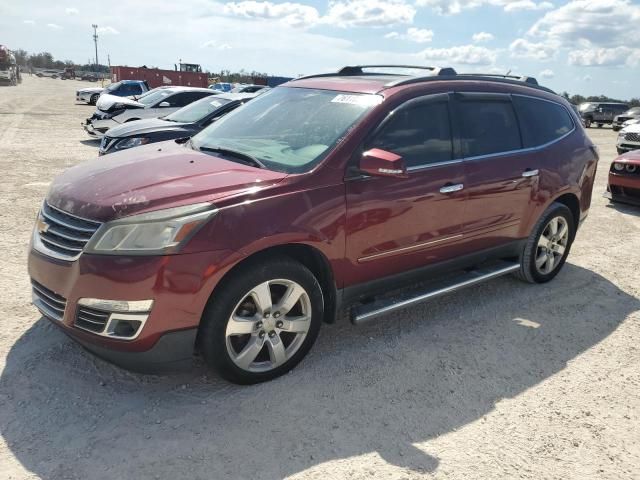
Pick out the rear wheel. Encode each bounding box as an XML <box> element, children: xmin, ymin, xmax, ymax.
<box><xmin>89</xmin><ymin>93</ymin><xmax>99</xmax><ymax>105</ymax></box>
<box><xmin>199</xmin><ymin>256</ymin><xmax>323</xmax><ymax>384</ymax></box>
<box><xmin>518</xmin><ymin>203</ymin><xmax>574</xmax><ymax>284</ymax></box>
<box><xmin>597</xmin><ymin>123</ymin><xmax>603</xmax><ymax>128</ymax></box>
<box><xmin>584</xmin><ymin>117</ymin><xmax>592</xmax><ymax>128</ymax></box>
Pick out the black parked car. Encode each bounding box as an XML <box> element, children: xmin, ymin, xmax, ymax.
<box><xmin>579</xmin><ymin>102</ymin><xmax>629</xmax><ymax>128</ymax></box>
<box><xmin>613</xmin><ymin>107</ymin><xmax>640</xmax><ymax>131</ymax></box>
<box><xmin>98</xmin><ymin>92</ymin><xmax>257</xmax><ymax>155</ymax></box>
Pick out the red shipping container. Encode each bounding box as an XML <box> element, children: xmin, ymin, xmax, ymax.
<box><xmin>110</xmin><ymin>66</ymin><xmax>209</xmax><ymax>89</ymax></box>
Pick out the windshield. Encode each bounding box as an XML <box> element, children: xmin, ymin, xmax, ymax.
<box><xmin>579</xmin><ymin>103</ymin><xmax>594</xmax><ymax>112</ymax></box>
<box><xmin>191</xmin><ymin>87</ymin><xmax>381</xmax><ymax>173</ymax></box>
<box><xmin>165</xmin><ymin>96</ymin><xmax>232</xmax><ymax>123</ymax></box>
<box><xmin>106</xmin><ymin>82</ymin><xmax>122</xmax><ymax>92</ymax></box>
<box><xmin>138</xmin><ymin>89</ymin><xmax>172</xmax><ymax>106</ymax></box>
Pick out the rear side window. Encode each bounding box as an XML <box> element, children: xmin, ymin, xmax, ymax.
<box><xmin>166</xmin><ymin>92</ymin><xmax>211</xmax><ymax>108</ymax></box>
<box><xmin>368</xmin><ymin>100</ymin><xmax>453</xmax><ymax>168</ymax></box>
<box><xmin>457</xmin><ymin>99</ymin><xmax>521</xmax><ymax>158</ymax></box>
<box><xmin>513</xmin><ymin>96</ymin><xmax>574</xmax><ymax>148</ymax></box>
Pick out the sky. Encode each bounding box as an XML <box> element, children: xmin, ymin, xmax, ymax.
<box><xmin>1</xmin><ymin>0</ymin><xmax>639</xmax><ymax>99</ymax></box>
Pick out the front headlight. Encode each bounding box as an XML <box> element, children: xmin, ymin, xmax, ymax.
<box><xmin>613</xmin><ymin>162</ymin><xmax>625</xmax><ymax>172</ymax></box>
<box><xmin>85</xmin><ymin>203</ymin><xmax>217</xmax><ymax>255</ymax></box>
<box><xmin>114</xmin><ymin>137</ymin><xmax>150</xmax><ymax>150</ymax></box>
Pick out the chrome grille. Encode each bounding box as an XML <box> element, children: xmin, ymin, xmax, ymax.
<box><xmin>75</xmin><ymin>306</ymin><xmax>110</xmax><ymax>333</ymax></box>
<box><xmin>32</xmin><ymin>280</ymin><xmax>67</xmax><ymax>321</ymax></box>
<box><xmin>624</xmin><ymin>132</ymin><xmax>640</xmax><ymax>142</ymax></box>
<box><xmin>38</xmin><ymin>202</ymin><xmax>102</xmax><ymax>261</ymax></box>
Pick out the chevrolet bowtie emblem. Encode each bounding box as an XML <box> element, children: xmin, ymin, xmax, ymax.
<box><xmin>36</xmin><ymin>217</ymin><xmax>50</xmax><ymax>234</ymax></box>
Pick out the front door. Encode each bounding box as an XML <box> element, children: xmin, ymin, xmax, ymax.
<box><xmin>344</xmin><ymin>94</ymin><xmax>468</xmax><ymax>287</ymax></box>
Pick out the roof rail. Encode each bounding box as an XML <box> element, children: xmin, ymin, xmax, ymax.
<box><xmin>295</xmin><ymin>65</ymin><xmax>457</xmax><ymax>82</ymax></box>
<box><xmin>456</xmin><ymin>73</ymin><xmax>539</xmax><ymax>85</ymax></box>
<box><xmin>387</xmin><ymin>73</ymin><xmax>555</xmax><ymax>95</ymax></box>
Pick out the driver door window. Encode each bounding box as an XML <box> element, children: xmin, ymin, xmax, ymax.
<box><xmin>367</xmin><ymin>100</ymin><xmax>453</xmax><ymax>168</ymax></box>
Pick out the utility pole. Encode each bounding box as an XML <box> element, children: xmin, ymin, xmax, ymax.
<box><xmin>92</xmin><ymin>24</ymin><xmax>99</xmax><ymax>71</ymax></box>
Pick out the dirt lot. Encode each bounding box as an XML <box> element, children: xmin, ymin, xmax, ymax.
<box><xmin>0</xmin><ymin>76</ymin><xmax>639</xmax><ymax>480</ymax></box>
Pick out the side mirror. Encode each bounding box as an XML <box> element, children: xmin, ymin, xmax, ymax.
<box><xmin>158</xmin><ymin>101</ymin><xmax>171</xmax><ymax>108</ymax></box>
<box><xmin>360</xmin><ymin>148</ymin><xmax>408</xmax><ymax>178</ymax></box>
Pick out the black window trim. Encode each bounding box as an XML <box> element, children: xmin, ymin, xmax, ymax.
<box><xmin>451</xmin><ymin>92</ymin><xmax>576</xmax><ymax>163</ymax></box>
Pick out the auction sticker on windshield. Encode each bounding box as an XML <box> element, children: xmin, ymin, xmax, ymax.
<box><xmin>331</xmin><ymin>94</ymin><xmax>382</xmax><ymax>107</ymax></box>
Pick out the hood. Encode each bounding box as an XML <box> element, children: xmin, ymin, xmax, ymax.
<box><xmin>97</xmin><ymin>93</ymin><xmax>144</xmax><ymax>112</ymax></box>
<box><xmin>614</xmin><ymin>150</ymin><xmax>640</xmax><ymax>166</ymax></box>
<box><xmin>621</xmin><ymin>123</ymin><xmax>640</xmax><ymax>134</ymax></box>
<box><xmin>47</xmin><ymin>140</ymin><xmax>288</xmax><ymax>222</ymax></box>
<box><xmin>79</xmin><ymin>87</ymin><xmax>104</xmax><ymax>94</ymax></box>
<box><xmin>106</xmin><ymin>117</ymin><xmax>190</xmax><ymax>138</ymax></box>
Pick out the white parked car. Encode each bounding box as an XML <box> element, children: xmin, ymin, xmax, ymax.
<box><xmin>82</xmin><ymin>87</ymin><xmax>217</xmax><ymax>138</ymax></box>
<box><xmin>617</xmin><ymin>122</ymin><xmax>640</xmax><ymax>154</ymax></box>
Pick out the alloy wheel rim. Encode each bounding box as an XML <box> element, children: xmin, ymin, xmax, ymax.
<box><xmin>225</xmin><ymin>279</ymin><xmax>312</xmax><ymax>373</ymax></box>
<box><xmin>535</xmin><ymin>216</ymin><xmax>569</xmax><ymax>274</ymax></box>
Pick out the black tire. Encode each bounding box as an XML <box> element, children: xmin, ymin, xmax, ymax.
<box><xmin>617</xmin><ymin>148</ymin><xmax>625</xmax><ymax>155</ymax></box>
<box><xmin>584</xmin><ymin>117</ymin><xmax>592</xmax><ymax>128</ymax></box>
<box><xmin>613</xmin><ymin>126</ymin><xmax>620</xmax><ymax>132</ymax></box>
<box><xmin>517</xmin><ymin>203</ymin><xmax>575</xmax><ymax>284</ymax></box>
<box><xmin>199</xmin><ymin>256</ymin><xmax>324</xmax><ymax>384</ymax></box>
<box><xmin>89</xmin><ymin>93</ymin><xmax>99</xmax><ymax>105</ymax></box>
<box><xmin>597</xmin><ymin>123</ymin><xmax>603</xmax><ymax>128</ymax></box>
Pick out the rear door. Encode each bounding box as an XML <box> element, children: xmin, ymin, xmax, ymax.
<box><xmin>344</xmin><ymin>93</ymin><xmax>468</xmax><ymax>286</ymax></box>
<box><xmin>452</xmin><ymin>92</ymin><xmax>535</xmax><ymax>251</ymax></box>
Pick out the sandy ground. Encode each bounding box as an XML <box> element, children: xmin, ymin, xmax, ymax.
<box><xmin>0</xmin><ymin>76</ymin><xmax>639</xmax><ymax>480</ymax></box>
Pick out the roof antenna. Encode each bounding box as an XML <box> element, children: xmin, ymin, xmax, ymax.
<box><xmin>505</xmin><ymin>69</ymin><xmax>512</xmax><ymax>76</ymax></box>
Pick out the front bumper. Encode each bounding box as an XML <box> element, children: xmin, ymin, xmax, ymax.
<box><xmin>607</xmin><ymin>172</ymin><xmax>640</xmax><ymax>206</ymax></box>
<box><xmin>28</xmin><ymin>247</ymin><xmax>236</xmax><ymax>371</ymax></box>
<box><xmin>82</xmin><ymin>117</ymin><xmax>116</xmax><ymax>138</ymax></box>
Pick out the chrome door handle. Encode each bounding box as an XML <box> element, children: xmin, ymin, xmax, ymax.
<box><xmin>522</xmin><ymin>169</ymin><xmax>539</xmax><ymax>178</ymax></box>
<box><xmin>439</xmin><ymin>183</ymin><xmax>464</xmax><ymax>194</ymax></box>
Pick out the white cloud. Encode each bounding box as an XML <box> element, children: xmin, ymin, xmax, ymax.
<box><xmin>526</xmin><ymin>0</ymin><xmax>640</xmax><ymax>67</ymax></box>
<box><xmin>419</xmin><ymin>44</ymin><xmax>498</xmax><ymax>65</ymax></box>
<box><xmin>23</xmin><ymin>20</ymin><xmax>35</xmax><ymax>25</ymax></box>
<box><xmin>406</xmin><ymin>27</ymin><xmax>434</xmax><ymax>43</ymax></box>
<box><xmin>323</xmin><ymin>0</ymin><xmax>416</xmax><ymax>27</ymax></box>
<box><xmin>202</xmin><ymin>40</ymin><xmax>233</xmax><ymax>50</ymax></box>
<box><xmin>472</xmin><ymin>32</ymin><xmax>494</xmax><ymax>43</ymax></box>
<box><xmin>223</xmin><ymin>0</ymin><xmax>415</xmax><ymax>28</ymax></box>
<box><xmin>509</xmin><ymin>38</ymin><xmax>556</xmax><ymax>60</ymax></box>
<box><xmin>569</xmin><ymin>47</ymin><xmax>640</xmax><ymax>67</ymax></box>
<box><xmin>539</xmin><ymin>68</ymin><xmax>554</xmax><ymax>78</ymax></box>
<box><xmin>583</xmin><ymin>74</ymin><xmax>592</xmax><ymax>82</ymax></box>
<box><xmin>415</xmin><ymin>0</ymin><xmax>553</xmax><ymax>15</ymax></box>
<box><xmin>97</xmin><ymin>26</ymin><xmax>120</xmax><ymax>35</ymax></box>
<box><xmin>385</xmin><ymin>27</ymin><xmax>434</xmax><ymax>43</ymax></box>
<box><xmin>65</xmin><ymin>7</ymin><xmax>79</xmax><ymax>15</ymax></box>
<box><xmin>223</xmin><ymin>1</ymin><xmax>320</xmax><ymax>28</ymax></box>
<box><xmin>46</xmin><ymin>23</ymin><xmax>63</xmax><ymax>30</ymax></box>
<box><xmin>528</xmin><ymin>0</ymin><xmax>640</xmax><ymax>46</ymax></box>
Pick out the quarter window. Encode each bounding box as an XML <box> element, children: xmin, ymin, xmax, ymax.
<box><xmin>513</xmin><ymin>96</ymin><xmax>574</xmax><ymax>148</ymax></box>
<box><xmin>367</xmin><ymin>100</ymin><xmax>453</xmax><ymax>168</ymax></box>
<box><xmin>457</xmin><ymin>99</ymin><xmax>521</xmax><ymax>158</ymax></box>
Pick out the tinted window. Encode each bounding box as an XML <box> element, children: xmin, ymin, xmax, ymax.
<box><xmin>513</xmin><ymin>96</ymin><xmax>574</xmax><ymax>148</ymax></box>
<box><xmin>368</xmin><ymin>100</ymin><xmax>452</xmax><ymax>168</ymax></box>
<box><xmin>457</xmin><ymin>99</ymin><xmax>521</xmax><ymax>157</ymax></box>
<box><xmin>166</xmin><ymin>91</ymin><xmax>211</xmax><ymax>108</ymax></box>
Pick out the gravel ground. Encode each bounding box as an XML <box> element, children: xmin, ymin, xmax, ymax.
<box><xmin>0</xmin><ymin>76</ymin><xmax>639</xmax><ymax>480</ymax></box>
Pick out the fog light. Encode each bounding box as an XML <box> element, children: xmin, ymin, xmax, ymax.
<box><xmin>76</xmin><ymin>298</ymin><xmax>152</xmax><ymax>340</ymax></box>
<box><xmin>112</xmin><ymin>319</ymin><xmax>143</xmax><ymax>337</ymax></box>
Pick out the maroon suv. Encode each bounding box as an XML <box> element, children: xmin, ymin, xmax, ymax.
<box><xmin>28</xmin><ymin>65</ymin><xmax>598</xmax><ymax>384</ymax></box>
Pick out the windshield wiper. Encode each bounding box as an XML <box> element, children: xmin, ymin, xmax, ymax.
<box><xmin>198</xmin><ymin>146</ymin><xmax>266</xmax><ymax>169</ymax></box>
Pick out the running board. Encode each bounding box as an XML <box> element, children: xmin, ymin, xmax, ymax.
<box><xmin>350</xmin><ymin>260</ymin><xmax>520</xmax><ymax>325</ymax></box>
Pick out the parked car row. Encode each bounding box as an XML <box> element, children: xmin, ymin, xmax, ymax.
<box><xmin>30</xmin><ymin>65</ymin><xmax>600</xmax><ymax>384</ymax></box>
<box><xmin>82</xmin><ymin>86</ymin><xmax>216</xmax><ymax>138</ymax></box>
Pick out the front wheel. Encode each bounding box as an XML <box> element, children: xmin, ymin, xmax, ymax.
<box><xmin>89</xmin><ymin>93</ymin><xmax>99</xmax><ymax>105</ymax></box>
<box><xmin>199</xmin><ymin>257</ymin><xmax>324</xmax><ymax>384</ymax></box>
<box><xmin>518</xmin><ymin>203</ymin><xmax>575</xmax><ymax>284</ymax></box>
<box><xmin>584</xmin><ymin>118</ymin><xmax>592</xmax><ymax>128</ymax></box>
